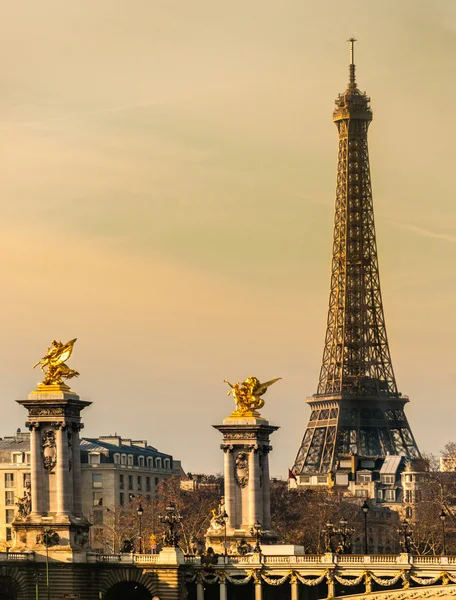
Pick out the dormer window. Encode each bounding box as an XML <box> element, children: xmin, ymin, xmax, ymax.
<box><xmin>156</xmin><ymin>457</ymin><xmax>162</xmax><ymax>469</ymax></box>
<box><xmin>138</xmin><ymin>456</ymin><xmax>145</xmax><ymax>467</ymax></box>
<box><xmin>121</xmin><ymin>454</ymin><xmax>127</xmax><ymax>465</ymax></box>
<box><xmin>114</xmin><ymin>453</ymin><xmax>120</xmax><ymax>464</ymax></box>
<box><xmin>127</xmin><ymin>455</ymin><xmax>134</xmax><ymax>466</ymax></box>
<box><xmin>89</xmin><ymin>453</ymin><xmax>100</xmax><ymax>465</ymax></box>
<box><xmin>12</xmin><ymin>452</ymin><xmax>23</xmax><ymax>464</ymax></box>
<box><xmin>381</xmin><ymin>474</ymin><xmax>395</xmax><ymax>484</ymax></box>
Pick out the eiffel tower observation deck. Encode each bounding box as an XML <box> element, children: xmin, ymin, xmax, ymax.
<box><xmin>292</xmin><ymin>40</ymin><xmax>420</xmax><ymax>477</ymax></box>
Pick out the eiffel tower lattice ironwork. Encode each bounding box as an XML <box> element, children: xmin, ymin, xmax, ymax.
<box><xmin>293</xmin><ymin>40</ymin><xmax>420</xmax><ymax>475</ymax></box>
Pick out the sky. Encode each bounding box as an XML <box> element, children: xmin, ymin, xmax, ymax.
<box><xmin>0</xmin><ymin>1</ymin><xmax>455</xmax><ymax>477</ymax></box>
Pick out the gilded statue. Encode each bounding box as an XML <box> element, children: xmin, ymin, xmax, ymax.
<box><xmin>33</xmin><ymin>338</ymin><xmax>79</xmax><ymax>386</ymax></box>
<box><xmin>223</xmin><ymin>376</ymin><xmax>281</xmax><ymax>417</ymax></box>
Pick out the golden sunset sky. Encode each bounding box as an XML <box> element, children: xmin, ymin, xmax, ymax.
<box><xmin>1</xmin><ymin>1</ymin><xmax>455</xmax><ymax>476</ymax></box>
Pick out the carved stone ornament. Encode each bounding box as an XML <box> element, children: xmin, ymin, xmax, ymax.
<box><xmin>29</xmin><ymin>407</ymin><xmax>64</xmax><ymax>417</ymax></box>
<box><xmin>41</xmin><ymin>429</ymin><xmax>57</xmax><ymax>473</ymax></box>
<box><xmin>235</xmin><ymin>451</ymin><xmax>249</xmax><ymax>488</ymax></box>
<box><xmin>225</xmin><ymin>432</ymin><xmax>258</xmax><ymax>440</ymax></box>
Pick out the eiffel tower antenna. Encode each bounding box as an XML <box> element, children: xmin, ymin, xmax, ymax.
<box><xmin>292</xmin><ymin>41</ymin><xmax>420</xmax><ymax>476</ymax></box>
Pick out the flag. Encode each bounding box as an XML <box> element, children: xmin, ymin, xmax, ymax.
<box><xmin>288</xmin><ymin>469</ymin><xmax>297</xmax><ymax>480</ymax></box>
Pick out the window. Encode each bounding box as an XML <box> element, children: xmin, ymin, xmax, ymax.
<box><xmin>317</xmin><ymin>476</ymin><xmax>327</xmax><ymax>483</ymax></box>
<box><xmin>146</xmin><ymin>477</ymin><xmax>151</xmax><ymax>492</ymax></box>
<box><xmin>89</xmin><ymin>453</ymin><xmax>100</xmax><ymax>465</ymax></box>
<box><xmin>6</xmin><ymin>509</ymin><xmax>14</xmax><ymax>523</ymax></box>
<box><xmin>93</xmin><ymin>492</ymin><xmax>103</xmax><ymax>506</ymax></box>
<box><xmin>156</xmin><ymin>458</ymin><xmax>162</xmax><ymax>469</ymax></box>
<box><xmin>119</xmin><ymin>492</ymin><xmax>124</xmax><ymax>506</ymax></box>
<box><xmin>92</xmin><ymin>474</ymin><xmax>103</xmax><ymax>488</ymax></box>
<box><xmin>357</xmin><ymin>473</ymin><xmax>372</xmax><ymax>484</ymax></box>
<box><xmin>385</xmin><ymin>489</ymin><xmax>396</xmax><ymax>501</ymax></box>
<box><xmin>127</xmin><ymin>455</ymin><xmax>133</xmax><ymax>466</ymax></box>
<box><xmin>12</xmin><ymin>453</ymin><xmax>23</xmax><ymax>464</ymax></box>
<box><xmin>93</xmin><ymin>510</ymin><xmax>104</xmax><ymax>525</ymax></box>
<box><xmin>4</xmin><ymin>474</ymin><xmax>14</xmax><ymax>488</ymax></box>
<box><xmin>355</xmin><ymin>489</ymin><xmax>368</xmax><ymax>497</ymax></box>
<box><xmin>121</xmin><ymin>454</ymin><xmax>127</xmax><ymax>465</ymax></box>
<box><xmin>138</xmin><ymin>456</ymin><xmax>144</xmax><ymax>467</ymax></box>
<box><xmin>128</xmin><ymin>475</ymin><xmax>133</xmax><ymax>491</ymax></box>
<box><xmin>147</xmin><ymin>457</ymin><xmax>153</xmax><ymax>468</ymax></box>
<box><xmin>155</xmin><ymin>477</ymin><xmax>159</xmax><ymax>487</ymax></box>
<box><xmin>114</xmin><ymin>453</ymin><xmax>120</xmax><ymax>464</ymax></box>
<box><xmin>5</xmin><ymin>491</ymin><xmax>14</xmax><ymax>506</ymax></box>
<box><xmin>299</xmin><ymin>476</ymin><xmax>310</xmax><ymax>484</ymax></box>
<box><xmin>25</xmin><ymin>453</ymin><xmax>31</xmax><ymax>464</ymax></box>
<box><xmin>137</xmin><ymin>476</ymin><xmax>142</xmax><ymax>491</ymax></box>
<box><xmin>164</xmin><ymin>458</ymin><xmax>170</xmax><ymax>469</ymax></box>
<box><xmin>6</xmin><ymin>527</ymin><xmax>12</xmax><ymax>541</ymax></box>
<box><xmin>381</xmin><ymin>474</ymin><xmax>395</xmax><ymax>484</ymax></box>
<box><xmin>377</xmin><ymin>490</ymin><xmax>384</xmax><ymax>500</ymax></box>
<box><xmin>404</xmin><ymin>490</ymin><xmax>412</xmax><ymax>502</ymax></box>
<box><xmin>23</xmin><ymin>473</ymin><xmax>31</xmax><ymax>487</ymax></box>
<box><xmin>119</xmin><ymin>474</ymin><xmax>124</xmax><ymax>490</ymax></box>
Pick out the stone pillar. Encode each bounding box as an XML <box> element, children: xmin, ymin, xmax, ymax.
<box><xmin>249</xmin><ymin>447</ymin><xmax>260</xmax><ymax>525</ymax></box>
<box><xmin>291</xmin><ymin>577</ymin><xmax>299</xmax><ymax>600</ymax></box>
<box><xmin>196</xmin><ymin>573</ymin><xmax>204</xmax><ymax>600</ymax></box>
<box><xmin>56</xmin><ymin>424</ymin><xmax>70</xmax><ymax>516</ymax></box>
<box><xmin>29</xmin><ymin>424</ymin><xmax>42</xmax><ymax>515</ymax></box>
<box><xmin>262</xmin><ymin>448</ymin><xmax>271</xmax><ymax>529</ymax></box>
<box><xmin>219</xmin><ymin>577</ymin><xmax>227</xmax><ymax>600</ymax></box>
<box><xmin>72</xmin><ymin>425</ymin><xmax>83</xmax><ymax>516</ymax></box>
<box><xmin>254</xmin><ymin>579</ymin><xmax>262</xmax><ymax>600</ymax></box>
<box><xmin>223</xmin><ymin>446</ymin><xmax>235</xmax><ymax>529</ymax></box>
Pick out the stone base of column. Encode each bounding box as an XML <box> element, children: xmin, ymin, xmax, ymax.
<box><xmin>205</xmin><ymin>528</ymin><xmax>277</xmax><ymax>555</ymax></box>
<box><xmin>11</xmin><ymin>514</ymin><xmax>90</xmax><ymax>560</ymax></box>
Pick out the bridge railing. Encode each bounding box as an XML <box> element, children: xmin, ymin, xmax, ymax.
<box><xmin>86</xmin><ymin>553</ymin><xmax>160</xmax><ymax>564</ymax></box>
<box><xmin>0</xmin><ymin>552</ymin><xmax>34</xmax><ymax>561</ymax></box>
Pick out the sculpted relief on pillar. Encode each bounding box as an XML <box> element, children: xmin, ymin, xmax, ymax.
<box><xmin>235</xmin><ymin>451</ymin><xmax>249</xmax><ymax>488</ymax></box>
<box><xmin>42</xmin><ymin>429</ymin><xmax>57</xmax><ymax>473</ymax></box>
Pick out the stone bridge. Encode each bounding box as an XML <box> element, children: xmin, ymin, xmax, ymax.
<box><xmin>2</xmin><ymin>551</ymin><xmax>456</xmax><ymax>600</ymax></box>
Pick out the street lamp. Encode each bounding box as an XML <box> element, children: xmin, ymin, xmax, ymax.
<box><xmin>159</xmin><ymin>502</ymin><xmax>182</xmax><ymax>547</ymax></box>
<box><xmin>250</xmin><ymin>520</ymin><xmax>265</xmax><ymax>554</ymax></box>
<box><xmin>362</xmin><ymin>500</ymin><xmax>369</xmax><ymax>555</ymax></box>
<box><xmin>440</xmin><ymin>509</ymin><xmax>447</xmax><ymax>556</ymax></box>
<box><xmin>137</xmin><ymin>503</ymin><xmax>144</xmax><ymax>554</ymax></box>
<box><xmin>323</xmin><ymin>521</ymin><xmax>335</xmax><ymax>553</ymax></box>
<box><xmin>220</xmin><ymin>509</ymin><xmax>229</xmax><ymax>563</ymax></box>
<box><xmin>397</xmin><ymin>518</ymin><xmax>413</xmax><ymax>554</ymax></box>
<box><xmin>334</xmin><ymin>518</ymin><xmax>355</xmax><ymax>554</ymax></box>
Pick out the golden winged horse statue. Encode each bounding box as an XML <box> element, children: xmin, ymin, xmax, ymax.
<box><xmin>33</xmin><ymin>338</ymin><xmax>79</xmax><ymax>386</ymax></box>
<box><xmin>223</xmin><ymin>376</ymin><xmax>281</xmax><ymax>417</ymax></box>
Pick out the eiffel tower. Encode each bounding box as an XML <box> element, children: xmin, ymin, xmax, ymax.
<box><xmin>292</xmin><ymin>40</ymin><xmax>420</xmax><ymax>476</ymax></box>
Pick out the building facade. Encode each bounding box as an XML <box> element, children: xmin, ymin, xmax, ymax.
<box><xmin>0</xmin><ymin>430</ymin><xmax>182</xmax><ymax>551</ymax></box>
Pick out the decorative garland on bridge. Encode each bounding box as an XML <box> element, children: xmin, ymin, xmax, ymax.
<box><xmin>185</xmin><ymin>568</ymin><xmax>456</xmax><ymax>589</ymax></box>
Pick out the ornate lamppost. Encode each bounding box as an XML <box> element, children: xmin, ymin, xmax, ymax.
<box><xmin>397</xmin><ymin>518</ymin><xmax>413</xmax><ymax>554</ymax></box>
<box><xmin>440</xmin><ymin>509</ymin><xmax>447</xmax><ymax>556</ymax></box>
<box><xmin>159</xmin><ymin>502</ymin><xmax>182</xmax><ymax>547</ymax></box>
<box><xmin>220</xmin><ymin>509</ymin><xmax>229</xmax><ymax>562</ymax></box>
<box><xmin>323</xmin><ymin>521</ymin><xmax>335</xmax><ymax>553</ymax></box>
<box><xmin>137</xmin><ymin>503</ymin><xmax>144</xmax><ymax>554</ymax></box>
<box><xmin>334</xmin><ymin>518</ymin><xmax>355</xmax><ymax>554</ymax></box>
<box><xmin>250</xmin><ymin>520</ymin><xmax>265</xmax><ymax>554</ymax></box>
<box><xmin>37</xmin><ymin>528</ymin><xmax>60</xmax><ymax>600</ymax></box>
<box><xmin>361</xmin><ymin>500</ymin><xmax>369</xmax><ymax>554</ymax></box>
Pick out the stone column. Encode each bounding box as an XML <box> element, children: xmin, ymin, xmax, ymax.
<box><xmin>249</xmin><ymin>447</ymin><xmax>260</xmax><ymax>525</ymax></box>
<box><xmin>196</xmin><ymin>573</ymin><xmax>204</xmax><ymax>600</ymax></box>
<box><xmin>291</xmin><ymin>577</ymin><xmax>299</xmax><ymax>600</ymax></box>
<box><xmin>223</xmin><ymin>446</ymin><xmax>235</xmax><ymax>528</ymax></box>
<box><xmin>219</xmin><ymin>578</ymin><xmax>227</xmax><ymax>600</ymax></box>
<box><xmin>254</xmin><ymin>579</ymin><xmax>262</xmax><ymax>600</ymax></box>
<box><xmin>29</xmin><ymin>424</ymin><xmax>42</xmax><ymax>515</ymax></box>
<box><xmin>56</xmin><ymin>424</ymin><xmax>70</xmax><ymax>515</ymax></box>
<box><xmin>262</xmin><ymin>447</ymin><xmax>271</xmax><ymax>529</ymax></box>
<box><xmin>72</xmin><ymin>425</ymin><xmax>83</xmax><ymax>516</ymax></box>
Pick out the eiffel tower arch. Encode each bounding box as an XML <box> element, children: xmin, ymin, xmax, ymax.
<box><xmin>293</xmin><ymin>40</ymin><xmax>420</xmax><ymax>477</ymax></box>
